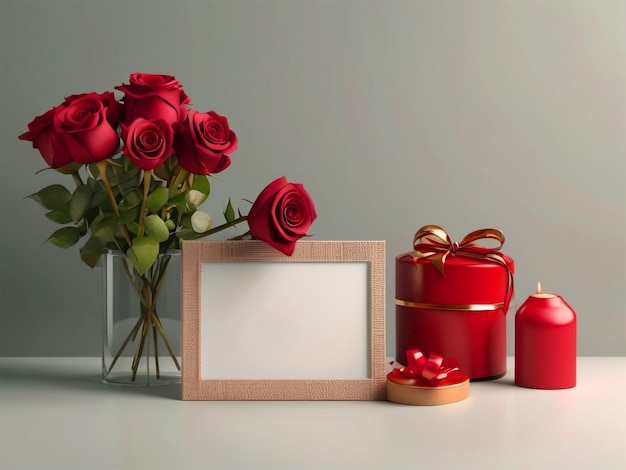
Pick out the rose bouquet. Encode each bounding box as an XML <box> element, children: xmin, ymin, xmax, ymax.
<box><xmin>20</xmin><ymin>73</ymin><xmax>316</xmax><ymax>382</ymax></box>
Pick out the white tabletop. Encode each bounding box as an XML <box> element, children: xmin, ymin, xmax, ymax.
<box><xmin>1</xmin><ymin>357</ymin><xmax>624</xmax><ymax>470</ymax></box>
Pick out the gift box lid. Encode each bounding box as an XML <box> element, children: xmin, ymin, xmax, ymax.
<box><xmin>396</xmin><ymin>252</ymin><xmax>514</xmax><ymax>306</ymax></box>
<box><xmin>395</xmin><ymin>225</ymin><xmax>514</xmax><ymax>309</ymax></box>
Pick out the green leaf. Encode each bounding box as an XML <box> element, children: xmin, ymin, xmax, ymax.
<box><xmin>84</xmin><ymin>207</ymin><xmax>100</xmax><ymax>225</ymax></box>
<box><xmin>80</xmin><ymin>237</ymin><xmax>105</xmax><ymax>268</ymax></box>
<box><xmin>77</xmin><ymin>218</ymin><xmax>89</xmax><ymax>237</ymax></box>
<box><xmin>69</xmin><ymin>185</ymin><xmax>94</xmax><ymax>223</ymax></box>
<box><xmin>127</xmin><ymin>236</ymin><xmax>159</xmax><ymax>275</ymax></box>
<box><xmin>90</xmin><ymin>215</ymin><xmax>118</xmax><ymax>244</ymax></box>
<box><xmin>146</xmin><ymin>187</ymin><xmax>169</xmax><ymax>213</ymax></box>
<box><xmin>107</xmin><ymin>162</ymin><xmax>139</xmax><ymax>187</ymax></box>
<box><xmin>125</xmin><ymin>221</ymin><xmax>140</xmax><ymax>235</ymax></box>
<box><xmin>123</xmin><ymin>156</ymin><xmax>134</xmax><ymax>172</ymax></box>
<box><xmin>116</xmin><ymin>169</ymin><xmax>141</xmax><ymax>194</ymax></box>
<box><xmin>180</xmin><ymin>213</ymin><xmax>193</xmax><ymax>229</ymax></box>
<box><xmin>167</xmin><ymin>192</ymin><xmax>187</xmax><ymax>206</ymax></box>
<box><xmin>47</xmin><ymin>226</ymin><xmax>80</xmax><ymax>248</ymax></box>
<box><xmin>176</xmin><ymin>228</ymin><xmax>198</xmax><ymax>241</ymax></box>
<box><xmin>45</xmin><ymin>209</ymin><xmax>72</xmax><ymax>224</ymax></box>
<box><xmin>153</xmin><ymin>162</ymin><xmax>171</xmax><ymax>181</ymax></box>
<box><xmin>118</xmin><ymin>207</ymin><xmax>139</xmax><ymax>225</ymax></box>
<box><xmin>27</xmin><ymin>184</ymin><xmax>71</xmax><ymax>211</ymax></box>
<box><xmin>87</xmin><ymin>163</ymin><xmax>100</xmax><ymax>178</ymax></box>
<box><xmin>53</xmin><ymin>161</ymin><xmax>83</xmax><ymax>175</ymax></box>
<box><xmin>90</xmin><ymin>210</ymin><xmax>105</xmax><ymax>228</ymax></box>
<box><xmin>224</xmin><ymin>199</ymin><xmax>235</xmax><ymax>223</ymax></box>
<box><xmin>119</xmin><ymin>188</ymin><xmax>143</xmax><ymax>210</ymax></box>
<box><xmin>191</xmin><ymin>175</ymin><xmax>210</xmax><ymax>197</ymax></box>
<box><xmin>88</xmin><ymin>179</ymin><xmax>110</xmax><ymax>208</ymax></box>
<box><xmin>163</xmin><ymin>155</ymin><xmax>179</xmax><ymax>176</ymax></box>
<box><xmin>92</xmin><ymin>161</ymin><xmax>140</xmax><ymax>197</ymax></box>
<box><xmin>144</xmin><ymin>215</ymin><xmax>170</xmax><ymax>243</ymax></box>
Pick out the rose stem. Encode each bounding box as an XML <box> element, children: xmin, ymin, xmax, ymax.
<box><xmin>152</xmin><ymin>319</ymin><xmax>160</xmax><ymax>379</ymax></box>
<box><xmin>95</xmin><ymin>161</ymin><xmax>120</xmax><ymax>218</ymax></box>
<box><xmin>194</xmin><ymin>216</ymin><xmax>248</xmax><ymax>239</ymax></box>
<box><xmin>147</xmin><ymin>263</ymin><xmax>161</xmax><ymax>379</ymax></box>
<box><xmin>151</xmin><ymin>311</ymin><xmax>181</xmax><ymax>370</ymax></box>
<box><xmin>106</xmin><ymin>260</ymin><xmax>146</xmax><ymax>374</ymax></box>
<box><xmin>106</xmin><ymin>314</ymin><xmax>144</xmax><ymax>375</ymax></box>
<box><xmin>168</xmin><ymin>166</ymin><xmax>189</xmax><ymax>198</ymax></box>
<box><xmin>131</xmin><ymin>278</ymin><xmax>156</xmax><ymax>379</ymax></box>
<box><xmin>95</xmin><ymin>160</ymin><xmax>133</xmax><ymax>248</ymax></box>
<box><xmin>138</xmin><ymin>170</ymin><xmax>152</xmax><ymax>236</ymax></box>
<box><xmin>131</xmin><ymin>312</ymin><xmax>149</xmax><ymax>381</ymax></box>
<box><xmin>145</xmin><ymin>257</ymin><xmax>180</xmax><ymax>370</ymax></box>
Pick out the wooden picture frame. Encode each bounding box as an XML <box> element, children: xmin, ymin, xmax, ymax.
<box><xmin>181</xmin><ymin>240</ymin><xmax>386</xmax><ymax>400</ymax></box>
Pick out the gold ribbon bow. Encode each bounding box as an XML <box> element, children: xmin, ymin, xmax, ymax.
<box><xmin>411</xmin><ymin>224</ymin><xmax>514</xmax><ymax>312</ymax></box>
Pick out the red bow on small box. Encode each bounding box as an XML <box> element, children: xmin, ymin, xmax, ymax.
<box><xmin>387</xmin><ymin>349</ymin><xmax>466</xmax><ymax>387</ymax></box>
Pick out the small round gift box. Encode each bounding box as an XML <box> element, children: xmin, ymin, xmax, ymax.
<box><xmin>386</xmin><ymin>349</ymin><xmax>470</xmax><ymax>405</ymax></box>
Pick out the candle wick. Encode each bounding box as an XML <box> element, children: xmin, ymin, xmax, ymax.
<box><xmin>537</xmin><ymin>281</ymin><xmax>542</xmax><ymax>295</ymax></box>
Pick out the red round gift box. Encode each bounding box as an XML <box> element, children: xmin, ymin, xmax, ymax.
<box><xmin>395</xmin><ymin>252</ymin><xmax>514</xmax><ymax>380</ymax></box>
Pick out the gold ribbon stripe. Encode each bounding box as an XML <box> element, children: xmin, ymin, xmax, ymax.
<box><xmin>396</xmin><ymin>298</ymin><xmax>505</xmax><ymax>312</ymax></box>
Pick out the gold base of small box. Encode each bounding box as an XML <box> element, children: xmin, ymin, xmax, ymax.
<box><xmin>385</xmin><ymin>378</ymin><xmax>470</xmax><ymax>406</ymax></box>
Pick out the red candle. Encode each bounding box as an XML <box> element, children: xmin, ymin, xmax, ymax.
<box><xmin>515</xmin><ymin>282</ymin><xmax>576</xmax><ymax>389</ymax></box>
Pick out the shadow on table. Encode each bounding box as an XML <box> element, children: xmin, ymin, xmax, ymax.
<box><xmin>0</xmin><ymin>361</ymin><xmax>180</xmax><ymax>400</ymax></box>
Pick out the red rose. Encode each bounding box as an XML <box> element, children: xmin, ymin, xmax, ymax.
<box><xmin>173</xmin><ymin>110</ymin><xmax>237</xmax><ymax>175</ymax></box>
<box><xmin>19</xmin><ymin>92</ymin><xmax>120</xmax><ymax>167</ymax></box>
<box><xmin>52</xmin><ymin>92</ymin><xmax>120</xmax><ymax>164</ymax></box>
<box><xmin>19</xmin><ymin>106</ymin><xmax>73</xmax><ymax>168</ymax></box>
<box><xmin>94</xmin><ymin>91</ymin><xmax>124</xmax><ymax>129</ymax></box>
<box><xmin>247</xmin><ymin>176</ymin><xmax>317</xmax><ymax>256</ymax></box>
<box><xmin>64</xmin><ymin>91</ymin><xmax>123</xmax><ymax>129</ymax></box>
<box><xmin>121</xmin><ymin>118</ymin><xmax>174</xmax><ymax>170</ymax></box>
<box><xmin>115</xmin><ymin>73</ymin><xmax>190</xmax><ymax>127</ymax></box>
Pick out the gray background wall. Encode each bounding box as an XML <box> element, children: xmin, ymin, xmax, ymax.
<box><xmin>1</xmin><ymin>0</ymin><xmax>624</xmax><ymax>357</ymax></box>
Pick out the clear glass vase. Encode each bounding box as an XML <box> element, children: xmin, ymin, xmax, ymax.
<box><xmin>102</xmin><ymin>249</ymin><xmax>181</xmax><ymax>386</ymax></box>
